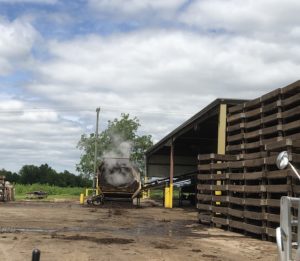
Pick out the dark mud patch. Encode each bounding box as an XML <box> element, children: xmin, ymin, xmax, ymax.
<box><xmin>191</xmin><ymin>249</ymin><xmax>202</xmax><ymax>252</ymax></box>
<box><xmin>202</xmin><ymin>254</ymin><xmax>217</xmax><ymax>258</ymax></box>
<box><xmin>159</xmin><ymin>218</ymin><xmax>171</xmax><ymax>222</ymax></box>
<box><xmin>107</xmin><ymin>208</ymin><xmax>126</xmax><ymax>217</ymax></box>
<box><xmin>113</xmin><ymin>209</ymin><xmax>124</xmax><ymax>215</ymax></box>
<box><xmin>52</xmin><ymin>234</ymin><xmax>135</xmax><ymax>245</ymax></box>
<box><xmin>152</xmin><ymin>242</ymin><xmax>177</xmax><ymax>249</ymax></box>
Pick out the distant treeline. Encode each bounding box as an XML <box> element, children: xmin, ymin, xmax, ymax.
<box><xmin>0</xmin><ymin>164</ymin><xmax>92</xmax><ymax>188</ymax></box>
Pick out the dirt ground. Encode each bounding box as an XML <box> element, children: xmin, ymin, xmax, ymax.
<box><xmin>0</xmin><ymin>199</ymin><xmax>278</xmax><ymax>261</ymax></box>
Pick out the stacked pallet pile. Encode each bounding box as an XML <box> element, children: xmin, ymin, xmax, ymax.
<box><xmin>197</xmin><ymin>153</ymin><xmax>236</xmax><ymax>225</ymax></box>
<box><xmin>197</xmin><ymin>80</ymin><xmax>300</xmax><ymax>240</ymax></box>
<box><xmin>0</xmin><ymin>176</ymin><xmax>5</xmax><ymax>202</ymax></box>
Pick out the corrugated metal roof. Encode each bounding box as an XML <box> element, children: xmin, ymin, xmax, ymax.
<box><xmin>146</xmin><ymin>98</ymin><xmax>247</xmax><ymax>156</ymax></box>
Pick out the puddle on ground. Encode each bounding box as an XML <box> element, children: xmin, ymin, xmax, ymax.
<box><xmin>0</xmin><ymin>220</ymin><xmax>242</xmax><ymax>239</ymax></box>
<box><xmin>0</xmin><ymin>227</ymin><xmax>110</xmax><ymax>234</ymax></box>
<box><xmin>51</xmin><ymin>234</ymin><xmax>135</xmax><ymax>245</ymax></box>
<box><xmin>0</xmin><ymin>227</ymin><xmax>57</xmax><ymax>233</ymax></box>
<box><xmin>0</xmin><ymin>221</ymin><xmax>195</xmax><ymax>238</ymax></box>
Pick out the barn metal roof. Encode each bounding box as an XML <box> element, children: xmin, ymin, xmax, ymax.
<box><xmin>146</xmin><ymin>98</ymin><xmax>247</xmax><ymax>156</ymax></box>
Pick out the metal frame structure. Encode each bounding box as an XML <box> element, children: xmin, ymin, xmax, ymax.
<box><xmin>276</xmin><ymin>151</ymin><xmax>300</xmax><ymax>261</ymax></box>
<box><xmin>277</xmin><ymin>196</ymin><xmax>300</xmax><ymax>261</ymax></box>
<box><xmin>146</xmin><ymin>99</ymin><xmax>247</xmax><ymax>208</ymax></box>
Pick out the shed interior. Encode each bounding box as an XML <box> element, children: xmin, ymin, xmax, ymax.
<box><xmin>146</xmin><ymin>99</ymin><xmax>246</xmax><ymax>179</ymax></box>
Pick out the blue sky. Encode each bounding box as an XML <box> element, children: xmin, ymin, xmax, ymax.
<box><xmin>0</xmin><ymin>0</ymin><xmax>299</xmax><ymax>173</ymax></box>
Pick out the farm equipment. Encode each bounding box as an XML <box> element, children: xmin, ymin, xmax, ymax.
<box><xmin>26</xmin><ymin>191</ymin><xmax>48</xmax><ymax>199</ymax></box>
<box><xmin>0</xmin><ymin>177</ymin><xmax>15</xmax><ymax>202</ymax></box>
<box><xmin>87</xmin><ymin>158</ymin><xmax>141</xmax><ymax>206</ymax></box>
<box><xmin>86</xmin><ymin>155</ymin><xmax>198</xmax><ymax>207</ymax></box>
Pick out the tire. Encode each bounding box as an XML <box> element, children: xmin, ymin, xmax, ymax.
<box><xmin>92</xmin><ymin>195</ymin><xmax>104</xmax><ymax>206</ymax></box>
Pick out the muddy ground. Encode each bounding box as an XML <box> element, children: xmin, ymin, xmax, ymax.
<box><xmin>0</xmin><ymin>200</ymin><xmax>277</xmax><ymax>261</ymax></box>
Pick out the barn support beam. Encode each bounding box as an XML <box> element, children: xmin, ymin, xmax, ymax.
<box><xmin>217</xmin><ymin>104</ymin><xmax>227</xmax><ymax>154</ymax></box>
<box><xmin>216</xmin><ymin>104</ymin><xmax>227</xmax><ymax>204</ymax></box>
<box><xmin>165</xmin><ymin>139</ymin><xmax>174</xmax><ymax>208</ymax></box>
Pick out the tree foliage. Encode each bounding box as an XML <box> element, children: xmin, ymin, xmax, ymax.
<box><xmin>76</xmin><ymin>113</ymin><xmax>153</xmax><ymax>179</ymax></box>
<box><xmin>0</xmin><ymin>165</ymin><xmax>91</xmax><ymax>187</ymax></box>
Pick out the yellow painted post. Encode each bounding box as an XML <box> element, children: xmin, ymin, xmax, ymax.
<box><xmin>216</xmin><ymin>104</ymin><xmax>227</xmax><ymax>205</ymax></box>
<box><xmin>142</xmin><ymin>190</ymin><xmax>148</xmax><ymax>199</ymax></box>
<box><xmin>164</xmin><ymin>186</ymin><xmax>170</xmax><ymax>208</ymax></box>
<box><xmin>217</xmin><ymin>104</ymin><xmax>227</xmax><ymax>155</ymax></box>
<box><xmin>80</xmin><ymin>193</ymin><xmax>84</xmax><ymax>204</ymax></box>
<box><xmin>169</xmin><ymin>184</ymin><xmax>173</xmax><ymax>208</ymax></box>
<box><xmin>142</xmin><ymin>176</ymin><xmax>149</xmax><ymax>199</ymax></box>
<box><xmin>169</xmin><ymin>140</ymin><xmax>174</xmax><ymax>208</ymax></box>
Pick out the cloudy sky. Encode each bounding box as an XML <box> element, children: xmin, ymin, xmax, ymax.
<box><xmin>0</xmin><ymin>0</ymin><xmax>299</xmax><ymax>173</ymax></box>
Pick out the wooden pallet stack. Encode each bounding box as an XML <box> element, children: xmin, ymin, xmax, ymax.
<box><xmin>0</xmin><ymin>176</ymin><xmax>5</xmax><ymax>202</ymax></box>
<box><xmin>197</xmin><ymin>80</ymin><xmax>300</xmax><ymax>240</ymax></box>
<box><xmin>197</xmin><ymin>153</ymin><xmax>236</xmax><ymax>226</ymax></box>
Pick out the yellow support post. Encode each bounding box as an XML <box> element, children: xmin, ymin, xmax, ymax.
<box><xmin>164</xmin><ymin>184</ymin><xmax>174</xmax><ymax>209</ymax></box>
<box><xmin>169</xmin><ymin>184</ymin><xmax>173</xmax><ymax>208</ymax></box>
<box><xmin>168</xmin><ymin>140</ymin><xmax>174</xmax><ymax>208</ymax></box>
<box><xmin>216</xmin><ymin>104</ymin><xmax>227</xmax><ymax>205</ymax></box>
<box><xmin>164</xmin><ymin>186</ymin><xmax>170</xmax><ymax>208</ymax></box>
<box><xmin>80</xmin><ymin>193</ymin><xmax>84</xmax><ymax>204</ymax></box>
<box><xmin>142</xmin><ymin>176</ymin><xmax>150</xmax><ymax>199</ymax></box>
<box><xmin>217</xmin><ymin>104</ymin><xmax>227</xmax><ymax>155</ymax></box>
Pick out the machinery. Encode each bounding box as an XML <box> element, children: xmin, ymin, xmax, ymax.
<box><xmin>276</xmin><ymin>151</ymin><xmax>300</xmax><ymax>261</ymax></box>
<box><xmin>86</xmin><ymin>157</ymin><xmax>196</xmax><ymax>206</ymax></box>
<box><xmin>87</xmin><ymin>158</ymin><xmax>141</xmax><ymax>205</ymax></box>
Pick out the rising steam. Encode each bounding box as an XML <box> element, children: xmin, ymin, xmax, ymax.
<box><xmin>99</xmin><ymin>135</ymin><xmax>140</xmax><ymax>188</ymax></box>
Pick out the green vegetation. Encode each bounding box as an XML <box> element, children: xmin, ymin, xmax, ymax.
<box><xmin>0</xmin><ymin>164</ymin><xmax>91</xmax><ymax>188</ymax></box>
<box><xmin>14</xmin><ymin>183</ymin><xmax>85</xmax><ymax>200</ymax></box>
<box><xmin>150</xmin><ymin>187</ymin><xmax>180</xmax><ymax>200</ymax></box>
<box><xmin>77</xmin><ymin>113</ymin><xmax>153</xmax><ymax>179</ymax></box>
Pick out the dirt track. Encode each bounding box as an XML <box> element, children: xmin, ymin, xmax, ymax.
<box><xmin>0</xmin><ymin>200</ymin><xmax>277</xmax><ymax>261</ymax></box>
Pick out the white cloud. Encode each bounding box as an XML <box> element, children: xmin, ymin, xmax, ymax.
<box><xmin>180</xmin><ymin>0</ymin><xmax>300</xmax><ymax>39</ymax></box>
<box><xmin>24</xmin><ymin>29</ymin><xmax>299</xmax><ymax>152</ymax></box>
<box><xmin>1</xmin><ymin>0</ymin><xmax>300</xmax><ymax>173</ymax></box>
<box><xmin>0</xmin><ymin>17</ymin><xmax>38</xmax><ymax>75</ymax></box>
<box><xmin>29</xmin><ymin>30</ymin><xmax>299</xmax><ymax>101</ymax></box>
<box><xmin>0</xmin><ymin>0</ymin><xmax>57</xmax><ymax>3</ymax></box>
<box><xmin>0</xmin><ymin>95</ymin><xmax>82</xmax><ymax>172</ymax></box>
<box><xmin>89</xmin><ymin>0</ymin><xmax>185</xmax><ymax>14</ymax></box>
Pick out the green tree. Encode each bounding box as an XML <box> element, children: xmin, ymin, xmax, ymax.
<box><xmin>0</xmin><ymin>169</ymin><xmax>20</xmax><ymax>183</ymax></box>
<box><xmin>76</xmin><ymin>113</ymin><xmax>153</xmax><ymax>179</ymax></box>
<box><xmin>17</xmin><ymin>163</ymin><xmax>91</xmax><ymax>187</ymax></box>
<box><xmin>19</xmin><ymin>165</ymin><xmax>40</xmax><ymax>184</ymax></box>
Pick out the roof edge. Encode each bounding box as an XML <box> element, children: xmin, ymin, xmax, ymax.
<box><xmin>146</xmin><ymin>98</ymin><xmax>247</xmax><ymax>156</ymax></box>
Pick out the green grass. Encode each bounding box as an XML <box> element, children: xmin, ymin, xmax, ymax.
<box><xmin>14</xmin><ymin>184</ymin><xmax>181</xmax><ymax>201</ymax></box>
<box><xmin>14</xmin><ymin>183</ymin><xmax>86</xmax><ymax>201</ymax></box>
<box><xmin>150</xmin><ymin>187</ymin><xmax>180</xmax><ymax>200</ymax></box>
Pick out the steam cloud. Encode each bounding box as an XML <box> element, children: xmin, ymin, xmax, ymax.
<box><xmin>100</xmin><ymin>135</ymin><xmax>140</xmax><ymax>188</ymax></box>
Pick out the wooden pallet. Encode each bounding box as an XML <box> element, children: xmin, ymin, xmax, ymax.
<box><xmin>197</xmin><ymin>81</ymin><xmax>300</xmax><ymax>240</ymax></box>
<box><xmin>197</xmin><ymin>154</ymin><xmax>236</xmax><ymax>225</ymax></box>
<box><xmin>0</xmin><ymin>176</ymin><xmax>5</xmax><ymax>202</ymax></box>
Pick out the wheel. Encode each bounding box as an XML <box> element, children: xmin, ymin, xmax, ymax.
<box><xmin>92</xmin><ymin>198</ymin><xmax>102</xmax><ymax>206</ymax></box>
<box><xmin>92</xmin><ymin>195</ymin><xmax>104</xmax><ymax>206</ymax></box>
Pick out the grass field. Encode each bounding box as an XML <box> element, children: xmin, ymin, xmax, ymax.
<box><xmin>14</xmin><ymin>184</ymin><xmax>85</xmax><ymax>200</ymax></box>
<box><xmin>13</xmin><ymin>184</ymin><xmax>181</xmax><ymax>201</ymax></box>
<box><xmin>149</xmin><ymin>187</ymin><xmax>180</xmax><ymax>200</ymax></box>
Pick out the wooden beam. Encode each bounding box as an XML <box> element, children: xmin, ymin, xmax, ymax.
<box><xmin>217</xmin><ymin>104</ymin><xmax>227</xmax><ymax>154</ymax></box>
